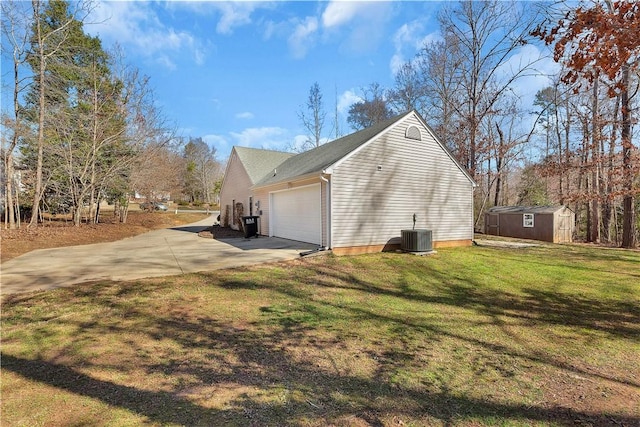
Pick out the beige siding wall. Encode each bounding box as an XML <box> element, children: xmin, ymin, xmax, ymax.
<box><xmin>253</xmin><ymin>187</ymin><xmax>271</xmax><ymax>237</ymax></box>
<box><xmin>219</xmin><ymin>150</ymin><xmax>253</xmax><ymax>227</ymax></box>
<box><xmin>331</xmin><ymin>115</ymin><xmax>474</xmax><ymax>248</ymax></box>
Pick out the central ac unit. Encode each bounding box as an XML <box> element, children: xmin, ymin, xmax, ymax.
<box><xmin>401</xmin><ymin>229</ymin><xmax>433</xmax><ymax>252</ymax></box>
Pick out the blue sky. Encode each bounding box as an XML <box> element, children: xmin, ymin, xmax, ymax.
<box><xmin>4</xmin><ymin>1</ymin><xmax>557</xmax><ymax>161</ymax></box>
<box><xmin>86</xmin><ymin>1</ymin><xmax>448</xmax><ymax>159</ymax></box>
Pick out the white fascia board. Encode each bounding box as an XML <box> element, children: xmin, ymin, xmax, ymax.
<box><xmin>250</xmin><ymin>171</ymin><xmax>321</xmax><ymax>191</ymax></box>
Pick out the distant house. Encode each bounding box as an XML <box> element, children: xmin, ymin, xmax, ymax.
<box><xmin>485</xmin><ymin>205</ymin><xmax>575</xmax><ymax>243</ymax></box>
<box><xmin>219</xmin><ymin>110</ymin><xmax>476</xmax><ymax>255</ymax></box>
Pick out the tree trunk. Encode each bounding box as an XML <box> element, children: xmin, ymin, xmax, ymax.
<box><xmin>493</xmin><ymin>123</ymin><xmax>504</xmax><ymax>206</ymax></box>
<box><xmin>554</xmin><ymin>89</ymin><xmax>564</xmax><ymax>205</ymax></box>
<box><xmin>5</xmin><ymin>154</ymin><xmax>16</xmax><ymax>229</ymax></box>
<box><xmin>590</xmin><ymin>80</ymin><xmax>600</xmax><ymax>243</ymax></box>
<box><xmin>29</xmin><ymin>5</ymin><xmax>46</xmax><ymax>227</ymax></box>
<box><xmin>94</xmin><ymin>195</ymin><xmax>100</xmax><ymax>224</ymax></box>
<box><xmin>89</xmin><ymin>58</ymin><xmax>99</xmax><ymax>224</ymax></box>
<box><xmin>121</xmin><ymin>200</ymin><xmax>129</xmax><ymax>224</ymax></box>
<box><xmin>603</xmin><ymin>96</ymin><xmax>620</xmax><ymax>243</ymax></box>
<box><xmin>577</xmin><ymin>117</ymin><xmax>589</xmax><ymax>241</ymax></box>
<box><xmin>6</xmin><ymin>49</ymin><xmax>20</xmax><ymax>229</ymax></box>
<box><xmin>620</xmin><ymin>65</ymin><xmax>636</xmax><ymax>248</ymax></box>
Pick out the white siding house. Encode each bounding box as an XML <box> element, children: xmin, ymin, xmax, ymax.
<box><xmin>219</xmin><ymin>147</ymin><xmax>292</xmax><ymax>230</ymax></box>
<box><xmin>220</xmin><ymin>110</ymin><xmax>476</xmax><ymax>255</ymax></box>
<box><xmin>328</xmin><ymin>113</ymin><xmax>474</xmax><ymax>250</ymax></box>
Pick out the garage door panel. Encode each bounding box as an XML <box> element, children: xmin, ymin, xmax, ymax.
<box><xmin>272</xmin><ymin>185</ymin><xmax>321</xmax><ymax>245</ymax></box>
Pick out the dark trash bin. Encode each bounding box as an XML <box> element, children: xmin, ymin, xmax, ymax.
<box><xmin>241</xmin><ymin>216</ymin><xmax>259</xmax><ymax>238</ymax></box>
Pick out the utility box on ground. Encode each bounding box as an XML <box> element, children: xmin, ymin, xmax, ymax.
<box><xmin>401</xmin><ymin>229</ymin><xmax>433</xmax><ymax>252</ymax></box>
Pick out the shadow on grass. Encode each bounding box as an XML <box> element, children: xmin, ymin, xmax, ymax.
<box><xmin>299</xmin><ymin>256</ymin><xmax>640</xmax><ymax>343</ymax></box>
<box><xmin>2</xmin><ymin>249</ymin><xmax>639</xmax><ymax>426</ymax></box>
<box><xmin>3</xmin><ymin>328</ymin><xmax>636</xmax><ymax>427</ymax></box>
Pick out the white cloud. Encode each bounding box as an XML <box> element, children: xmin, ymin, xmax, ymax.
<box><xmin>292</xmin><ymin>134</ymin><xmax>310</xmax><ymax>152</ymax></box>
<box><xmin>263</xmin><ymin>20</ymin><xmax>278</xmax><ymax>40</ymax></box>
<box><xmin>230</xmin><ymin>127</ymin><xmax>289</xmax><ymax>149</ymax></box>
<box><xmin>288</xmin><ymin>16</ymin><xmax>319</xmax><ymax>59</ymax></box>
<box><xmin>206</xmin><ymin>125</ymin><xmax>292</xmax><ymax>154</ymax></box>
<box><xmin>322</xmin><ymin>1</ymin><xmax>364</xmax><ymax>28</ymax></box>
<box><xmin>337</xmin><ymin>90</ymin><xmax>363</xmax><ymax>116</ymax></box>
<box><xmin>214</xmin><ymin>2</ymin><xmax>258</xmax><ymax>35</ymax></box>
<box><xmin>497</xmin><ymin>44</ymin><xmax>560</xmax><ymax>107</ymax></box>
<box><xmin>394</xmin><ymin>21</ymin><xmax>424</xmax><ymax>51</ymax></box>
<box><xmin>236</xmin><ymin>112</ymin><xmax>255</xmax><ymax>120</ymax></box>
<box><xmin>203</xmin><ymin>134</ymin><xmax>232</xmax><ymax>157</ymax></box>
<box><xmin>164</xmin><ymin>1</ymin><xmax>273</xmax><ymax>35</ymax></box>
<box><xmin>389</xmin><ymin>21</ymin><xmax>439</xmax><ymax>75</ymax></box>
<box><xmin>321</xmin><ymin>1</ymin><xmax>394</xmax><ymax>55</ymax></box>
<box><xmin>389</xmin><ymin>54</ymin><xmax>405</xmax><ymax>77</ymax></box>
<box><xmin>194</xmin><ymin>48</ymin><xmax>206</xmax><ymax>66</ymax></box>
<box><xmin>203</xmin><ymin>134</ymin><xmax>229</xmax><ymax>146</ymax></box>
<box><xmin>419</xmin><ymin>31</ymin><xmax>442</xmax><ymax>49</ymax></box>
<box><xmin>156</xmin><ymin>55</ymin><xmax>177</xmax><ymax>71</ymax></box>
<box><xmin>263</xmin><ymin>1</ymin><xmax>392</xmax><ymax>59</ymax></box>
<box><xmin>86</xmin><ymin>2</ymin><xmax>206</xmax><ymax>70</ymax></box>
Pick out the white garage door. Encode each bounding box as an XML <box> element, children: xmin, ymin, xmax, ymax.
<box><xmin>271</xmin><ymin>184</ymin><xmax>322</xmax><ymax>245</ymax></box>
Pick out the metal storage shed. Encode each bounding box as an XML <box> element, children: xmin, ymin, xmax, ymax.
<box><xmin>485</xmin><ymin>206</ymin><xmax>575</xmax><ymax>243</ymax></box>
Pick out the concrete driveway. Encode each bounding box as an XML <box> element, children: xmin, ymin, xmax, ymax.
<box><xmin>1</xmin><ymin>215</ymin><xmax>318</xmax><ymax>296</ymax></box>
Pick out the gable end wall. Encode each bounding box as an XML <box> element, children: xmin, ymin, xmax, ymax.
<box><xmin>219</xmin><ymin>150</ymin><xmax>253</xmax><ymax>227</ymax></box>
<box><xmin>331</xmin><ymin>114</ymin><xmax>474</xmax><ymax>249</ymax></box>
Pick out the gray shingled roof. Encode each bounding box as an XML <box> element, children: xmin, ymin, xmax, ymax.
<box><xmin>253</xmin><ymin>110</ymin><xmax>414</xmax><ymax>187</ymax></box>
<box><xmin>487</xmin><ymin>206</ymin><xmax>568</xmax><ymax>214</ymax></box>
<box><xmin>233</xmin><ymin>146</ymin><xmax>294</xmax><ymax>184</ymax></box>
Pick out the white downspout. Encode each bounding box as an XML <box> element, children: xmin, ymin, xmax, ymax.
<box><xmin>320</xmin><ymin>174</ymin><xmax>331</xmax><ymax>249</ymax></box>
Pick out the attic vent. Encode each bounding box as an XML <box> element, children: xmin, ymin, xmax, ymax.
<box><xmin>405</xmin><ymin>125</ymin><xmax>422</xmax><ymax>140</ymax></box>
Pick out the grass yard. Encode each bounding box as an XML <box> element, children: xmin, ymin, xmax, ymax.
<box><xmin>1</xmin><ymin>244</ymin><xmax>639</xmax><ymax>426</ymax></box>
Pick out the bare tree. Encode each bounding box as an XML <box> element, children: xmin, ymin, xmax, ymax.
<box><xmin>388</xmin><ymin>62</ymin><xmax>427</xmax><ymax>115</ymax></box>
<box><xmin>183</xmin><ymin>137</ymin><xmax>222</xmax><ymax>204</ymax></box>
<box><xmin>331</xmin><ymin>83</ymin><xmax>341</xmax><ymax>139</ymax></box>
<box><xmin>533</xmin><ymin>0</ymin><xmax>640</xmax><ymax>247</ymax></box>
<box><xmin>347</xmin><ymin>83</ymin><xmax>394</xmax><ymax>130</ymax></box>
<box><xmin>298</xmin><ymin>82</ymin><xmax>326</xmax><ymax>150</ymax></box>
<box><xmin>130</xmin><ymin>142</ymin><xmax>183</xmax><ymax>209</ymax></box>
<box><xmin>417</xmin><ymin>33</ymin><xmax>465</xmax><ymax>157</ymax></box>
<box><xmin>119</xmin><ymin>63</ymin><xmax>179</xmax><ymax>221</ymax></box>
<box><xmin>421</xmin><ymin>0</ymin><xmax>542</xmax><ymax>179</ymax></box>
<box><xmin>1</xmin><ymin>1</ymin><xmax>31</xmax><ymax>229</ymax></box>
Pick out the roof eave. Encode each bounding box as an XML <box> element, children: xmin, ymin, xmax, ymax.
<box><xmin>251</xmin><ymin>171</ymin><xmax>323</xmax><ymax>190</ymax></box>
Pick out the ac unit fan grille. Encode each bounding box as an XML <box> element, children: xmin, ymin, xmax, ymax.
<box><xmin>401</xmin><ymin>229</ymin><xmax>433</xmax><ymax>252</ymax></box>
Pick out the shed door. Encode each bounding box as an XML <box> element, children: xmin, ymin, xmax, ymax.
<box><xmin>271</xmin><ymin>184</ymin><xmax>321</xmax><ymax>245</ymax></box>
<box><xmin>558</xmin><ymin>214</ymin><xmax>572</xmax><ymax>243</ymax></box>
<box><xmin>487</xmin><ymin>214</ymin><xmax>499</xmax><ymax>236</ymax></box>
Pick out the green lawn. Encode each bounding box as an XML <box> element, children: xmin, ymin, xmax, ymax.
<box><xmin>2</xmin><ymin>244</ymin><xmax>639</xmax><ymax>426</ymax></box>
